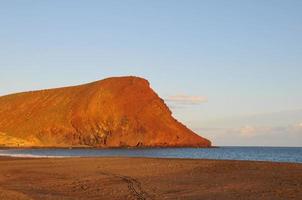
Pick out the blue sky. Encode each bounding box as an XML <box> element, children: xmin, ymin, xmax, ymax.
<box><xmin>1</xmin><ymin>0</ymin><xmax>302</xmax><ymax>146</ymax></box>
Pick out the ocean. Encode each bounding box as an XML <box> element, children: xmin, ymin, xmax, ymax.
<box><xmin>0</xmin><ymin>147</ymin><xmax>302</xmax><ymax>163</ymax></box>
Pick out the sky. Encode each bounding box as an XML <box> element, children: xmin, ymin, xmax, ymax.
<box><xmin>0</xmin><ymin>0</ymin><xmax>302</xmax><ymax>146</ymax></box>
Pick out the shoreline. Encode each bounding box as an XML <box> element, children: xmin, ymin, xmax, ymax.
<box><xmin>0</xmin><ymin>157</ymin><xmax>301</xmax><ymax>200</ymax></box>
<box><xmin>1</xmin><ymin>147</ymin><xmax>301</xmax><ymax>164</ymax></box>
<box><xmin>0</xmin><ymin>145</ymin><xmax>218</xmax><ymax>149</ymax></box>
<box><xmin>0</xmin><ymin>155</ymin><xmax>302</xmax><ymax>165</ymax></box>
<box><xmin>2</xmin><ymin>145</ymin><xmax>301</xmax><ymax>150</ymax></box>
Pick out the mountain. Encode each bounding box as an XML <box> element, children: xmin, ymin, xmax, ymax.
<box><xmin>0</xmin><ymin>76</ymin><xmax>211</xmax><ymax>147</ymax></box>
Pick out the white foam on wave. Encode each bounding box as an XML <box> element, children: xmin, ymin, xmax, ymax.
<box><xmin>0</xmin><ymin>152</ymin><xmax>70</xmax><ymax>158</ymax></box>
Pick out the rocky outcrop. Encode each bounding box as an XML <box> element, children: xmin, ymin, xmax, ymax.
<box><xmin>0</xmin><ymin>76</ymin><xmax>211</xmax><ymax>147</ymax></box>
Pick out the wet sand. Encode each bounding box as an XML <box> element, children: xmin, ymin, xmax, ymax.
<box><xmin>0</xmin><ymin>157</ymin><xmax>301</xmax><ymax>200</ymax></box>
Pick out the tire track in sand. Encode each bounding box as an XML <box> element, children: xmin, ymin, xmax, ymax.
<box><xmin>98</xmin><ymin>171</ymin><xmax>154</xmax><ymax>200</ymax></box>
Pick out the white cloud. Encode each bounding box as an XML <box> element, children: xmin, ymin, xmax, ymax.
<box><xmin>239</xmin><ymin>125</ymin><xmax>257</xmax><ymax>137</ymax></box>
<box><xmin>238</xmin><ymin>125</ymin><xmax>278</xmax><ymax>138</ymax></box>
<box><xmin>189</xmin><ymin>110</ymin><xmax>302</xmax><ymax>146</ymax></box>
<box><xmin>290</xmin><ymin>122</ymin><xmax>302</xmax><ymax>133</ymax></box>
<box><xmin>165</xmin><ymin>95</ymin><xmax>208</xmax><ymax>105</ymax></box>
<box><xmin>195</xmin><ymin>124</ymin><xmax>302</xmax><ymax>145</ymax></box>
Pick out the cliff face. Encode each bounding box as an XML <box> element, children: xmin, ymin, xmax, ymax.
<box><xmin>0</xmin><ymin>76</ymin><xmax>211</xmax><ymax>147</ymax></box>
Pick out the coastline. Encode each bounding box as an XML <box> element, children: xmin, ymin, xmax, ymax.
<box><xmin>0</xmin><ymin>146</ymin><xmax>218</xmax><ymax>150</ymax></box>
<box><xmin>1</xmin><ymin>147</ymin><xmax>301</xmax><ymax>164</ymax></box>
<box><xmin>0</xmin><ymin>157</ymin><xmax>301</xmax><ymax>200</ymax></box>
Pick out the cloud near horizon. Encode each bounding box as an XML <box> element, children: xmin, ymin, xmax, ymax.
<box><xmin>165</xmin><ymin>95</ymin><xmax>208</xmax><ymax>105</ymax></box>
<box><xmin>194</xmin><ymin>123</ymin><xmax>302</xmax><ymax>146</ymax></box>
<box><xmin>185</xmin><ymin>109</ymin><xmax>302</xmax><ymax>146</ymax></box>
<box><xmin>206</xmin><ymin>123</ymin><xmax>302</xmax><ymax>137</ymax></box>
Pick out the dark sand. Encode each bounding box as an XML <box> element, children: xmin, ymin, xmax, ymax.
<box><xmin>0</xmin><ymin>157</ymin><xmax>301</xmax><ymax>200</ymax></box>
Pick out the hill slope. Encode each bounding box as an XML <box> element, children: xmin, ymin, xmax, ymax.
<box><xmin>0</xmin><ymin>76</ymin><xmax>211</xmax><ymax>147</ymax></box>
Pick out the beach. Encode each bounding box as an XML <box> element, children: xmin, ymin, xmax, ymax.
<box><xmin>0</xmin><ymin>157</ymin><xmax>301</xmax><ymax>200</ymax></box>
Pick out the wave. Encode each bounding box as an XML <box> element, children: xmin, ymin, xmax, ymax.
<box><xmin>0</xmin><ymin>153</ymin><xmax>69</xmax><ymax>158</ymax></box>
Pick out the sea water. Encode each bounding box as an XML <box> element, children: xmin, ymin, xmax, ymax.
<box><xmin>0</xmin><ymin>147</ymin><xmax>301</xmax><ymax>163</ymax></box>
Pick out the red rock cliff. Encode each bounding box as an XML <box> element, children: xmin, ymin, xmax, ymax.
<box><xmin>0</xmin><ymin>76</ymin><xmax>211</xmax><ymax>147</ymax></box>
